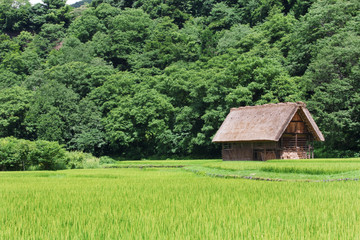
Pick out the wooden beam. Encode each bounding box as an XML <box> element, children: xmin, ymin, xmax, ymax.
<box><xmin>264</xmin><ymin>148</ymin><xmax>266</xmax><ymax>161</ymax></box>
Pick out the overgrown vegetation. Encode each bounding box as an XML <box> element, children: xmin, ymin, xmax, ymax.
<box><xmin>0</xmin><ymin>0</ymin><xmax>359</xmax><ymax>158</ymax></box>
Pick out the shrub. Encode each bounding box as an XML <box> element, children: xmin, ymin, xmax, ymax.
<box><xmin>82</xmin><ymin>156</ymin><xmax>100</xmax><ymax>169</ymax></box>
<box><xmin>28</xmin><ymin>140</ymin><xmax>67</xmax><ymax>170</ymax></box>
<box><xmin>0</xmin><ymin>137</ymin><xmax>35</xmax><ymax>171</ymax></box>
<box><xmin>0</xmin><ymin>137</ymin><xmax>100</xmax><ymax>171</ymax></box>
<box><xmin>99</xmin><ymin>156</ymin><xmax>116</xmax><ymax>165</ymax></box>
<box><xmin>66</xmin><ymin>151</ymin><xmax>100</xmax><ymax>169</ymax></box>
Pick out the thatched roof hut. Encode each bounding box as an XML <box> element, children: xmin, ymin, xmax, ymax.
<box><xmin>212</xmin><ymin>102</ymin><xmax>324</xmax><ymax>161</ymax></box>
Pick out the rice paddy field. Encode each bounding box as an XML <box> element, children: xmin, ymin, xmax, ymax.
<box><xmin>1</xmin><ymin>158</ymin><xmax>360</xmax><ymax>239</ymax></box>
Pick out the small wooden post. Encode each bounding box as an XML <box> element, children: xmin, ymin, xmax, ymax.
<box><xmin>264</xmin><ymin>148</ymin><xmax>267</xmax><ymax>161</ymax></box>
<box><xmin>312</xmin><ymin>149</ymin><xmax>314</xmax><ymax>159</ymax></box>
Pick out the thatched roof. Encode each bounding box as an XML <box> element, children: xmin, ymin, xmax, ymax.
<box><xmin>212</xmin><ymin>102</ymin><xmax>324</xmax><ymax>143</ymax></box>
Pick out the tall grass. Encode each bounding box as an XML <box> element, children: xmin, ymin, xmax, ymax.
<box><xmin>1</xmin><ymin>168</ymin><xmax>360</xmax><ymax>239</ymax></box>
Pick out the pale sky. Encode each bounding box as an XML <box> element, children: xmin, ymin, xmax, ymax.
<box><xmin>29</xmin><ymin>0</ymin><xmax>81</xmax><ymax>5</ymax></box>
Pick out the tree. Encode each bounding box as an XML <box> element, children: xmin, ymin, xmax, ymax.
<box><xmin>287</xmin><ymin>0</ymin><xmax>359</xmax><ymax>76</ymax></box>
<box><xmin>89</xmin><ymin>72</ymin><xmax>140</xmax><ymax>114</ymax></box>
<box><xmin>14</xmin><ymin>31</ymin><xmax>33</xmax><ymax>51</ymax></box>
<box><xmin>68</xmin><ymin>98</ymin><xmax>106</xmax><ymax>155</ymax></box>
<box><xmin>306</xmin><ymin>30</ymin><xmax>360</xmax><ymax>156</ymax></box>
<box><xmin>0</xmin><ymin>0</ymin><xmax>31</xmax><ymax>33</ymax></box>
<box><xmin>104</xmin><ymin>85</ymin><xmax>174</xmax><ymax>157</ymax></box>
<box><xmin>216</xmin><ymin>24</ymin><xmax>257</xmax><ymax>54</ymax></box>
<box><xmin>132</xmin><ymin>0</ymin><xmax>190</xmax><ymax>27</ymax></box>
<box><xmin>43</xmin><ymin>0</ymin><xmax>65</xmax><ymax>9</ymax></box>
<box><xmin>0</xmin><ymin>86</ymin><xmax>33</xmax><ymax>138</ymax></box>
<box><xmin>260</xmin><ymin>11</ymin><xmax>297</xmax><ymax>56</ymax></box>
<box><xmin>208</xmin><ymin>2</ymin><xmax>241</xmax><ymax>30</ymax></box>
<box><xmin>67</xmin><ymin>8</ymin><xmax>105</xmax><ymax>42</ymax></box>
<box><xmin>0</xmin><ymin>34</ymin><xmax>20</xmax><ymax>63</ymax></box>
<box><xmin>132</xmin><ymin>17</ymin><xmax>195</xmax><ymax>69</ymax></box>
<box><xmin>0</xmin><ymin>69</ymin><xmax>22</xmax><ymax>88</ymax></box>
<box><xmin>106</xmin><ymin>8</ymin><xmax>152</xmax><ymax>69</ymax></box>
<box><xmin>30</xmin><ymin>23</ymin><xmax>65</xmax><ymax>57</ymax></box>
<box><xmin>25</xmin><ymin>82</ymin><xmax>79</xmax><ymax>144</ymax></box>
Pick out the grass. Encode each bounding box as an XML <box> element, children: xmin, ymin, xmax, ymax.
<box><xmin>1</xmin><ymin>158</ymin><xmax>360</xmax><ymax>239</ymax></box>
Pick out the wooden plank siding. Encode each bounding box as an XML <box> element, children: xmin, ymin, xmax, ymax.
<box><xmin>222</xmin><ymin>142</ymin><xmax>253</xmax><ymax>161</ymax></box>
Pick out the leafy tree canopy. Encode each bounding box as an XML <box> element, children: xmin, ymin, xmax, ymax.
<box><xmin>0</xmin><ymin>0</ymin><xmax>359</xmax><ymax>158</ymax></box>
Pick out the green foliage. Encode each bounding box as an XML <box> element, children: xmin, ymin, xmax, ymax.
<box><xmin>14</xmin><ymin>31</ymin><xmax>34</xmax><ymax>51</ymax></box>
<box><xmin>306</xmin><ymin>30</ymin><xmax>360</xmax><ymax>156</ymax></box>
<box><xmin>0</xmin><ymin>34</ymin><xmax>20</xmax><ymax>62</ymax></box>
<box><xmin>67</xmin><ymin>8</ymin><xmax>105</xmax><ymax>42</ymax></box>
<box><xmin>104</xmin><ymin>85</ymin><xmax>175</xmax><ymax>157</ymax></box>
<box><xmin>65</xmin><ymin>150</ymin><xmax>100</xmax><ymax>169</ymax></box>
<box><xmin>30</xmin><ymin>23</ymin><xmax>65</xmax><ymax>57</ymax></box>
<box><xmin>71</xmin><ymin>0</ymin><xmax>92</xmax><ymax>8</ymax></box>
<box><xmin>0</xmin><ymin>137</ymin><xmax>100</xmax><ymax>171</ymax></box>
<box><xmin>217</xmin><ymin>24</ymin><xmax>255</xmax><ymax>54</ymax></box>
<box><xmin>0</xmin><ymin>137</ymin><xmax>33</xmax><ymax>171</ymax></box>
<box><xmin>0</xmin><ymin>86</ymin><xmax>33</xmax><ymax>138</ymax></box>
<box><xmin>208</xmin><ymin>2</ymin><xmax>241</xmax><ymax>30</ymax></box>
<box><xmin>99</xmin><ymin>155</ymin><xmax>116</xmax><ymax>164</ymax></box>
<box><xmin>0</xmin><ymin>0</ymin><xmax>31</xmax><ymax>32</ymax></box>
<box><xmin>69</xmin><ymin>98</ymin><xmax>106</xmax><ymax>155</ymax></box>
<box><xmin>25</xmin><ymin>81</ymin><xmax>79</xmax><ymax>144</ymax></box>
<box><xmin>106</xmin><ymin>8</ymin><xmax>152</xmax><ymax>68</ymax></box>
<box><xmin>46</xmin><ymin>36</ymin><xmax>95</xmax><ymax>66</ymax></box>
<box><xmin>29</xmin><ymin>139</ymin><xmax>67</xmax><ymax>170</ymax></box>
<box><xmin>44</xmin><ymin>60</ymin><xmax>114</xmax><ymax>97</ymax></box>
<box><xmin>0</xmin><ymin>137</ymin><xmax>66</xmax><ymax>170</ymax></box>
<box><xmin>0</xmin><ymin>68</ymin><xmax>23</xmax><ymax>88</ymax></box>
<box><xmin>0</xmin><ymin>0</ymin><xmax>358</xmax><ymax>158</ymax></box>
<box><xmin>288</xmin><ymin>0</ymin><xmax>360</xmax><ymax>75</ymax></box>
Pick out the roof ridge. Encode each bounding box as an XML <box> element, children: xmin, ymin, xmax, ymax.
<box><xmin>231</xmin><ymin>102</ymin><xmax>301</xmax><ymax>111</ymax></box>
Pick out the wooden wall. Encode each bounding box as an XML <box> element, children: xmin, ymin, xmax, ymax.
<box><xmin>222</xmin><ymin>142</ymin><xmax>278</xmax><ymax>161</ymax></box>
<box><xmin>222</xmin><ymin>142</ymin><xmax>253</xmax><ymax>161</ymax></box>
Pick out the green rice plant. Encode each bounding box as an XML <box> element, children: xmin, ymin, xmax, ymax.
<box><xmin>260</xmin><ymin>159</ymin><xmax>360</xmax><ymax>175</ymax></box>
<box><xmin>204</xmin><ymin>159</ymin><xmax>360</xmax><ymax>174</ymax></box>
<box><xmin>260</xmin><ymin>166</ymin><xmax>343</xmax><ymax>175</ymax></box>
<box><xmin>1</xmin><ymin>168</ymin><xmax>360</xmax><ymax>239</ymax></box>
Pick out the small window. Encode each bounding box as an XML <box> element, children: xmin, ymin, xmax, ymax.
<box><xmin>223</xmin><ymin>143</ymin><xmax>232</xmax><ymax>150</ymax></box>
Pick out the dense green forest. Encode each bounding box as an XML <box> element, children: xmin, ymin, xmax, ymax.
<box><xmin>0</xmin><ymin>0</ymin><xmax>359</xmax><ymax>159</ymax></box>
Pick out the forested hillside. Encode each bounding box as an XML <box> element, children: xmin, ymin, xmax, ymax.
<box><xmin>0</xmin><ymin>0</ymin><xmax>359</xmax><ymax>158</ymax></box>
